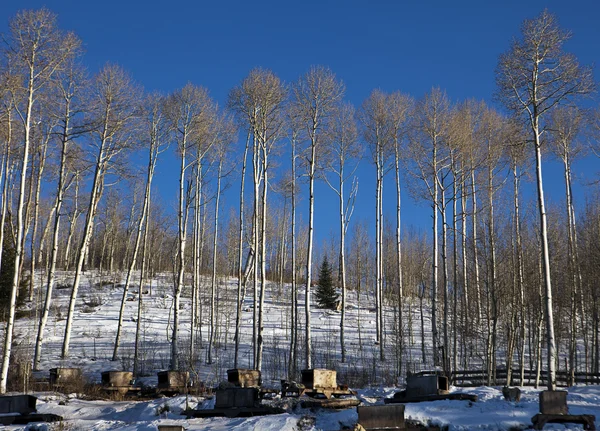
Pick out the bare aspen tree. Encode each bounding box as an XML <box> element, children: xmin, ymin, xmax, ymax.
<box><xmin>165</xmin><ymin>83</ymin><xmax>213</xmax><ymax>370</ymax></box>
<box><xmin>359</xmin><ymin>90</ymin><xmax>392</xmax><ymax>362</ymax></box>
<box><xmin>548</xmin><ymin>106</ymin><xmax>586</xmax><ymax>383</ymax></box>
<box><xmin>62</xmin><ymin>64</ymin><xmax>141</xmax><ymax>359</ymax></box>
<box><xmin>478</xmin><ymin>106</ymin><xmax>506</xmax><ymax>384</ymax></box>
<box><xmin>292</xmin><ymin>66</ymin><xmax>344</xmax><ymax>368</ymax></box>
<box><xmin>207</xmin><ymin>112</ymin><xmax>236</xmax><ymax>364</ymax></box>
<box><xmin>322</xmin><ymin>101</ymin><xmax>360</xmax><ymax>363</ymax></box>
<box><xmin>33</xmin><ymin>57</ymin><xmax>85</xmax><ymax>370</ymax></box>
<box><xmin>496</xmin><ymin>9</ymin><xmax>594</xmax><ymax>390</ymax></box>
<box><xmin>406</xmin><ymin>88</ymin><xmax>451</xmax><ymax>367</ymax></box>
<box><xmin>0</xmin><ymin>9</ymin><xmax>80</xmax><ymax>391</ymax></box>
<box><xmin>287</xmin><ymin>111</ymin><xmax>303</xmax><ymax>376</ymax></box>
<box><xmin>131</xmin><ymin>93</ymin><xmax>169</xmax><ymax>375</ymax></box>
<box><xmin>27</xmin><ymin>103</ymin><xmax>59</xmax><ymax>302</ymax></box>
<box><xmin>506</xmin><ymin>121</ymin><xmax>527</xmax><ymax>385</ymax></box>
<box><xmin>114</xmin><ymin>93</ymin><xmax>168</xmax><ymax>363</ymax></box>
<box><xmin>228</xmin><ymin>69</ymin><xmax>286</xmax><ymax>370</ymax></box>
<box><xmin>233</xmin><ymin>131</ymin><xmax>250</xmax><ymax>368</ymax></box>
<box><xmin>447</xmin><ymin>102</ymin><xmax>472</xmax><ymax>371</ymax></box>
<box><xmin>63</xmin><ymin>171</ymin><xmax>81</xmax><ymax>270</ymax></box>
<box><xmin>388</xmin><ymin>92</ymin><xmax>412</xmax><ymax>371</ymax></box>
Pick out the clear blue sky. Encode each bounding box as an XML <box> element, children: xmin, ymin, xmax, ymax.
<box><xmin>2</xmin><ymin>1</ymin><xmax>599</xmax><ymax>246</ymax></box>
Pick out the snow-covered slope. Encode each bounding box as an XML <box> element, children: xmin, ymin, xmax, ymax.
<box><xmin>4</xmin><ymin>272</ymin><xmax>600</xmax><ymax>430</ymax></box>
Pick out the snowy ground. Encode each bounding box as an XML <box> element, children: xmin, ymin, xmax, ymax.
<box><xmin>3</xmin><ymin>385</ymin><xmax>600</xmax><ymax>430</ymax></box>
<box><xmin>4</xmin><ymin>271</ymin><xmax>600</xmax><ymax>430</ymax></box>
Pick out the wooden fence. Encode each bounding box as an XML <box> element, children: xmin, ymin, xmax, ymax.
<box><xmin>449</xmin><ymin>368</ymin><xmax>600</xmax><ymax>387</ymax></box>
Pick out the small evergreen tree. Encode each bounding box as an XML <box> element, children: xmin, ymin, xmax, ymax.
<box><xmin>0</xmin><ymin>222</ymin><xmax>16</xmax><ymax>320</ymax></box>
<box><xmin>315</xmin><ymin>256</ymin><xmax>338</xmax><ymax>309</ymax></box>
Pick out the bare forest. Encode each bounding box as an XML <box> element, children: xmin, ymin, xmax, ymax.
<box><xmin>1</xmin><ymin>8</ymin><xmax>600</xmax><ymax>395</ymax></box>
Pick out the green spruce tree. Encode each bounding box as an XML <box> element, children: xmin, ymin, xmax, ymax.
<box><xmin>316</xmin><ymin>256</ymin><xmax>338</xmax><ymax>309</ymax></box>
<box><xmin>0</xmin><ymin>221</ymin><xmax>17</xmax><ymax>319</ymax></box>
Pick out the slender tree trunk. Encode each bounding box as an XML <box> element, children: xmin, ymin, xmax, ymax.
<box><xmin>0</xmin><ymin>76</ymin><xmax>32</xmax><ymax>391</ymax></box>
<box><xmin>513</xmin><ymin>161</ymin><xmax>526</xmax><ymax>384</ymax></box>
<box><xmin>208</xmin><ymin>160</ymin><xmax>223</xmax><ymax>364</ymax></box>
<box><xmin>234</xmin><ymin>133</ymin><xmax>249</xmax><ymax>367</ymax></box>
<box><xmin>452</xmin><ymin>169</ymin><xmax>459</xmax><ymax>374</ymax></box>
<box><xmin>64</xmin><ymin>174</ymin><xmax>80</xmax><ymax>270</ymax></box>
<box><xmin>339</xmin><ymin>168</ymin><xmax>348</xmax><ymax>363</ymax></box>
<box><xmin>470</xmin><ymin>170</ymin><xmax>482</xmax><ymax>323</ymax></box>
<box><xmin>431</xmin><ymin>159</ymin><xmax>439</xmax><ymax>366</ymax></box>
<box><xmin>257</xmin><ymin>148</ymin><xmax>268</xmax><ymax>371</ymax></box>
<box><xmin>34</xmin><ymin>97</ymin><xmax>72</xmax><ymax>370</ymax></box>
<box><xmin>172</xmin><ymin>141</ymin><xmax>189</xmax><ymax>370</ymax></box>
<box><xmin>305</xmin><ymin>142</ymin><xmax>316</xmax><ymax>369</ymax></box>
<box><xmin>533</xmin><ymin>120</ymin><xmax>557</xmax><ymax>390</ymax></box>
<box><xmin>29</xmin><ymin>141</ymin><xmax>49</xmax><ymax>302</ymax></box>
<box><xmin>62</xmin><ymin>154</ymin><xmax>107</xmax><ymax>358</ymax></box>
<box><xmin>394</xmin><ymin>141</ymin><xmax>403</xmax><ymax>373</ymax></box>
<box><xmin>487</xmin><ymin>158</ymin><xmax>498</xmax><ymax>385</ymax></box>
<box><xmin>563</xmin><ymin>152</ymin><xmax>579</xmax><ymax>384</ymax></box>
<box><xmin>440</xmin><ymin>182</ymin><xmax>449</xmax><ymax>374</ymax></box>
<box><xmin>133</xmin><ymin>194</ymin><xmax>151</xmax><ymax>376</ymax></box>
<box><xmin>460</xmin><ymin>175</ymin><xmax>469</xmax><ymax>369</ymax></box>
<box><xmin>289</xmin><ymin>136</ymin><xmax>298</xmax><ymax>377</ymax></box>
<box><xmin>113</xmin><ymin>132</ymin><xmax>157</xmax><ymax>361</ymax></box>
<box><xmin>252</xmin><ymin>134</ymin><xmax>260</xmax><ymax>368</ymax></box>
<box><xmin>191</xmin><ymin>155</ymin><xmax>202</xmax><ymax>354</ymax></box>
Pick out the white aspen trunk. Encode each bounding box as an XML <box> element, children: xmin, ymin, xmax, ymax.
<box><xmin>487</xmin><ymin>157</ymin><xmax>498</xmax><ymax>384</ymax></box>
<box><xmin>470</xmin><ymin>170</ymin><xmax>482</xmax><ymax>323</ymax></box>
<box><xmin>252</xmin><ymin>134</ymin><xmax>260</xmax><ymax>368</ymax></box>
<box><xmin>460</xmin><ymin>174</ymin><xmax>469</xmax><ymax>369</ymax></box>
<box><xmin>208</xmin><ymin>159</ymin><xmax>222</xmax><ymax>364</ymax></box>
<box><xmin>197</xmin><ymin>191</ymin><xmax>208</xmax><ymax>346</ymax></box>
<box><xmin>339</xmin><ymin>165</ymin><xmax>347</xmax><ymax>363</ymax></box>
<box><xmin>451</xmin><ymin>167</ymin><xmax>458</xmax><ymax>374</ymax></box>
<box><xmin>172</xmin><ymin>142</ymin><xmax>189</xmax><ymax>370</ymax></box>
<box><xmin>1</xmin><ymin>63</ymin><xmax>36</xmax><ymax>393</ymax></box>
<box><xmin>563</xmin><ymin>152</ymin><xmax>579</xmax><ymax>383</ymax></box>
<box><xmin>256</xmin><ymin>148</ymin><xmax>268</xmax><ymax>371</ymax></box>
<box><xmin>190</xmin><ymin>172</ymin><xmax>198</xmax><ymax>355</ymax></box>
<box><xmin>37</xmin><ymin>204</ymin><xmax>56</xmax><ymax>265</ymax></box>
<box><xmin>535</xmin><ymin>246</ymin><xmax>544</xmax><ymax>388</ymax></box>
<box><xmin>378</xmin><ymin>165</ymin><xmax>385</xmax><ymax>361</ymax></box>
<box><xmin>234</xmin><ymin>133</ymin><xmax>250</xmax><ymax>367</ymax></box>
<box><xmin>305</xmin><ymin>141</ymin><xmax>316</xmax><ymax>369</ymax></box>
<box><xmin>62</xmin><ymin>151</ymin><xmax>107</xmax><ymax>358</ymax></box>
<box><xmin>289</xmin><ymin>136</ymin><xmax>298</xmax><ymax>377</ymax></box>
<box><xmin>112</xmin><ymin>135</ymin><xmax>157</xmax><ymax>361</ymax></box>
<box><xmin>20</xmin><ymin>152</ymin><xmax>35</xmax><ymax>283</ymax></box>
<box><xmin>63</xmin><ymin>175</ymin><xmax>78</xmax><ymax>270</ymax></box>
<box><xmin>394</xmin><ymin>141</ymin><xmax>403</xmax><ymax>372</ymax></box>
<box><xmin>190</xmin><ymin>155</ymin><xmax>201</xmax><ymax>354</ymax></box>
<box><xmin>34</xmin><ymin>97</ymin><xmax>72</xmax><ymax>370</ymax></box>
<box><xmin>533</xmin><ymin>119</ymin><xmax>557</xmax><ymax>390</ymax></box>
<box><xmin>441</xmin><ymin>183</ymin><xmax>449</xmax><ymax>374</ymax></box>
<box><xmin>513</xmin><ymin>161</ymin><xmax>526</xmax><ymax>384</ymax></box>
<box><xmin>431</xmin><ymin>152</ymin><xmax>439</xmax><ymax>367</ymax></box>
<box><xmin>133</xmin><ymin>197</ymin><xmax>151</xmax><ymax>376</ymax></box>
<box><xmin>375</xmin><ymin>159</ymin><xmax>382</xmax><ymax>349</ymax></box>
<box><xmin>29</xmin><ymin>141</ymin><xmax>49</xmax><ymax>302</ymax></box>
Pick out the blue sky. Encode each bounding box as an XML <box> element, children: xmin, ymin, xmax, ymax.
<box><xmin>2</xmin><ymin>1</ymin><xmax>599</xmax><ymax>247</ymax></box>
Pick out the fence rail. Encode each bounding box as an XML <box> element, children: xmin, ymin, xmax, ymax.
<box><xmin>449</xmin><ymin>368</ymin><xmax>600</xmax><ymax>387</ymax></box>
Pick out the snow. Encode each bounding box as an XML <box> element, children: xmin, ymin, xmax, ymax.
<box><xmin>5</xmin><ymin>272</ymin><xmax>600</xmax><ymax>430</ymax></box>
<box><xmin>0</xmin><ymin>386</ymin><xmax>596</xmax><ymax>430</ymax></box>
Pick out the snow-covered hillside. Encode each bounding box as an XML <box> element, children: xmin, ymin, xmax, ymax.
<box><xmin>3</xmin><ymin>272</ymin><xmax>600</xmax><ymax>430</ymax></box>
